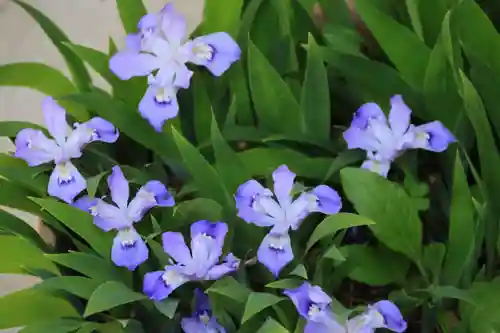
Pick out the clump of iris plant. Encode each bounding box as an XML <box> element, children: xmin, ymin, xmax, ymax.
<box><xmin>285</xmin><ymin>282</ymin><xmax>407</xmax><ymax>333</ymax></box>
<box><xmin>181</xmin><ymin>289</ymin><xmax>225</xmax><ymax>333</ymax></box>
<box><xmin>235</xmin><ymin>165</ymin><xmax>341</xmax><ymax>277</ymax></box>
<box><xmin>143</xmin><ymin>220</ymin><xmax>240</xmax><ymax>301</ymax></box>
<box><xmin>109</xmin><ymin>3</ymin><xmax>241</xmax><ymax>132</ymax></box>
<box><xmin>74</xmin><ymin>166</ymin><xmax>174</xmax><ymax>270</ymax></box>
<box><xmin>343</xmin><ymin>95</ymin><xmax>455</xmax><ymax>177</ymax></box>
<box><xmin>15</xmin><ymin>97</ymin><xmax>118</xmax><ymax>203</ymax></box>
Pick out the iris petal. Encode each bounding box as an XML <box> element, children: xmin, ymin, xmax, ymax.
<box><xmin>190</xmin><ymin>32</ymin><xmax>241</xmax><ymax>76</ymax></box>
<box><xmin>42</xmin><ymin>97</ymin><xmax>69</xmax><ymax>146</ymax></box>
<box><xmin>15</xmin><ymin>129</ymin><xmax>59</xmax><ymax>166</ymax></box>
<box><xmin>138</xmin><ymin>85</ymin><xmax>179</xmax><ymax>132</ymax></box>
<box><xmin>48</xmin><ymin>162</ymin><xmax>86</xmax><ymax>203</ymax></box>
<box><xmin>108</xmin><ymin>166</ymin><xmax>130</xmax><ymax>209</ymax></box>
<box><xmin>111</xmin><ymin>228</ymin><xmax>148</xmax><ymax>270</ymax></box>
<box><xmin>257</xmin><ymin>232</ymin><xmax>293</xmax><ymax>277</ymax></box>
<box><xmin>161</xmin><ymin>232</ymin><xmax>192</xmax><ymax>265</ymax></box>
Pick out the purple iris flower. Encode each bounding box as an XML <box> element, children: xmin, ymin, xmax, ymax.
<box><xmin>181</xmin><ymin>289</ymin><xmax>225</xmax><ymax>333</ymax></box>
<box><xmin>14</xmin><ymin>97</ymin><xmax>118</xmax><ymax>203</ymax></box>
<box><xmin>82</xmin><ymin>166</ymin><xmax>174</xmax><ymax>270</ymax></box>
<box><xmin>109</xmin><ymin>3</ymin><xmax>241</xmax><ymax>132</ymax></box>
<box><xmin>143</xmin><ymin>220</ymin><xmax>240</xmax><ymax>301</ymax></box>
<box><xmin>235</xmin><ymin>165</ymin><xmax>341</xmax><ymax>276</ymax></box>
<box><xmin>343</xmin><ymin>95</ymin><xmax>455</xmax><ymax>177</ymax></box>
<box><xmin>285</xmin><ymin>283</ymin><xmax>407</xmax><ymax>333</ymax></box>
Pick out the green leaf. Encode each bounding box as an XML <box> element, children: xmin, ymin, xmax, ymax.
<box><xmin>207</xmin><ymin>276</ymin><xmax>251</xmax><ymax>303</ymax></box>
<box><xmin>0</xmin><ymin>209</ymin><xmax>46</xmax><ymax>248</ymax></box>
<box><xmin>323</xmin><ymin>245</ymin><xmax>345</xmax><ymax>261</ymax></box>
<box><xmin>14</xmin><ymin>0</ymin><xmax>91</xmax><ymax>92</ymax></box>
<box><xmin>342</xmin><ymin>245</ymin><xmax>410</xmax><ymax>286</ymax></box>
<box><xmin>203</xmin><ymin>0</ymin><xmax>243</xmax><ymax>37</ymax></box>
<box><xmin>0</xmin><ymin>121</ymin><xmax>45</xmax><ymax>138</ymax></box>
<box><xmin>193</xmin><ymin>77</ymin><xmax>212</xmax><ymax>145</ymax></box>
<box><xmin>32</xmin><ymin>197</ymin><xmax>112</xmax><ymax>258</ymax></box>
<box><xmin>86</xmin><ymin>171</ymin><xmax>108</xmax><ymax>198</ymax></box>
<box><xmin>19</xmin><ymin>319</ymin><xmax>82</xmax><ymax>333</ymax></box>
<box><xmin>242</xmin><ymin>292</ymin><xmax>284</xmax><ymax>323</ymax></box>
<box><xmin>47</xmin><ymin>252</ymin><xmax>128</xmax><ymax>285</ymax></box>
<box><xmin>0</xmin><ymin>154</ymin><xmax>48</xmax><ymax>195</ymax></box>
<box><xmin>35</xmin><ymin>276</ymin><xmax>100</xmax><ymax>299</ymax></box>
<box><xmin>248</xmin><ymin>41</ymin><xmax>303</xmax><ymax>135</ymax></box>
<box><xmin>265</xmin><ymin>279</ymin><xmax>303</xmax><ymax>289</ymax></box>
<box><xmin>172</xmin><ymin>198</ymin><xmax>223</xmax><ymax>225</ymax></box>
<box><xmin>0</xmin><ymin>288</ymin><xmax>79</xmax><ymax>329</ymax></box>
<box><xmin>257</xmin><ymin>317</ymin><xmax>289</xmax><ymax>333</ymax></box>
<box><xmin>84</xmin><ymin>281</ymin><xmax>146</xmax><ymax>317</ymax></box>
<box><xmin>422</xmin><ymin>243</ymin><xmax>446</xmax><ymax>283</ymax></box>
<box><xmin>405</xmin><ymin>0</ymin><xmax>424</xmax><ymax>41</ymax></box>
<box><xmin>340</xmin><ymin>168</ymin><xmax>422</xmax><ymax>262</ymax></box>
<box><xmin>463</xmin><ymin>278</ymin><xmax>500</xmax><ymax>333</ymax></box>
<box><xmin>306</xmin><ymin>213</ymin><xmax>375</xmax><ymax>252</ymax></box>
<box><xmin>115</xmin><ymin>0</ymin><xmax>148</xmax><ymax>34</ymax></box>
<box><xmin>289</xmin><ymin>264</ymin><xmax>308</xmax><ymax>279</ymax></box>
<box><xmin>354</xmin><ymin>0</ymin><xmax>431</xmax><ymax>88</ymax></box>
<box><xmin>302</xmin><ymin>34</ymin><xmax>330</xmax><ymax>142</ymax></box>
<box><xmin>153</xmin><ymin>298</ymin><xmax>179</xmax><ymax>319</ymax></box>
<box><xmin>427</xmin><ymin>285</ymin><xmax>474</xmax><ymax>304</ymax></box>
<box><xmin>172</xmin><ymin>127</ymin><xmax>232</xmax><ymax>207</ymax></box>
<box><xmin>0</xmin><ymin>235</ymin><xmax>58</xmax><ymax>274</ymax></box>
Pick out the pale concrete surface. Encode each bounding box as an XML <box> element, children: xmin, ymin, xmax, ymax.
<box><xmin>0</xmin><ymin>0</ymin><xmax>203</xmax><ymax>331</ymax></box>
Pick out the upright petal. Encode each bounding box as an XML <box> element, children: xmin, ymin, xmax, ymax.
<box><xmin>160</xmin><ymin>3</ymin><xmax>187</xmax><ymax>45</ymax></box>
<box><xmin>257</xmin><ymin>232</ymin><xmax>294</xmax><ymax>277</ymax></box>
<box><xmin>127</xmin><ymin>180</ymin><xmax>174</xmax><ymax>222</ymax></box>
<box><xmin>15</xmin><ymin>129</ymin><xmax>59</xmax><ymax>166</ymax></box>
<box><xmin>109</xmin><ymin>51</ymin><xmax>160</xmax><ymax>80</ymax></box>
<box><xmin>139</xmin><ymin>85</ymin><xmax>179</xmax><ymax>132</ymax></box>
<box><xmin>144</xmin><ymin>266</ymin><xmax>189</xmax><ymax>301</ymax></box>
<box><xmin>94</xmin><ymin>199</ymin><xmax>131</xmax><ymax>231</ymax></box>
<box><xmin>189</xmin><ymin>233</ymin><xmax>222</xmax><ymax>278</ymax></box>
<box><xmin>372</xmin><ymin>300</ymin><xmax>407</xmax><ymax>332</ymax></box>
<box><xmin>305</xmin><ymin>320</ymin><xmax>340</xmax><ymax>333</ymax></box>
<box><xmin>190</xmin><ymin>32</ymin><xmax>241</xmax><ymax>76</ymax></box>
<box><xmin>190</xmin><ymin>220</ymin><xmax>228</xmax><ymax>250</ymax></box>
<box><xmin>111</xmin><ymin>228</ymin><xmax>148</xmax><ymax>270</ymax></box>
<box><xmin>107</xmin><ymin>166</ymin><xmax>129</xmax><ymax>209</ymax></box>
<box><xmin>343</xmin><ymin>126</ymin><xmax>379</xmax><ymax>152</ymax></box>
<box><xmin>284</xmin><ymin>282</ymin><xmax>315</xmax><ymax>318</ymax></box>
<box><xmin>83</xmin><ymin>117</ymin><xmax>119</xmax><ymax>143</ymax></box>
<box><xmin>172</xmin><ymin>63</ymin><xmax>194</xmax><ymax>89</ymax></box>
<box><xmin>361</xmin><ymin>159</ymin><xmax>391</xmax><ymax>178</ymax></box>
<box><xmin>42</xmin><ymin>97</ymin><xmax>69</xmax><ymax>145</ymax></box>
<box><xmin>162</xmin><ymin>232</ymin><xmax>192</xmax><ymax>265</ymax></box>
<box><xmin>309</xmin><ymin>185</ymin><xmax>342</xmax><ymax>215</ymax></box>
<box><xmin>180</xmin><ymin>318</ymin><xmax>205</xmax><ymax>333</ymax></box>
<box><xmin>405</xmin><ymin>121</ymin><xmax>455</xmax><ymax>152</ymax></box>
<box><xmin>48</xmin><ymin>162</ymin><xmax>86</xmax><ymax>203</ymax></box>
<box><xmin>272</xmin><ymin>165</ymin><xmax>295</xmax><ymax>207</ymax></box>
<box><xmin>351</xmin><ymin>102</ymin><xmax>386</xmax><ymax>129</ymax></box>
<box><xmin>388</xmin><ymin>95</ymin><xmax>411</xmax><ymax>137</ymax></box>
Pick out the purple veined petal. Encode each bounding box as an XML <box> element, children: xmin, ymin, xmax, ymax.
<box><xmin>143</xmin><ymin>265</ymin><xmax>189</xmax><ymax>301</ymax></box>
<box><xmin>83</xmin><ymin>117</ymin><xmax>119</xmax><ymax>143</ymax></box>
<box><xmin>190</xmin><ymin>220</ymin><xmax>228</xmax><ymax>250</ymax></box>
<box><xmin>361</xmin><ymin>158</ymin><xmax>392</xmax><ymax>178</ymax></box>
<box><xmin>309</xmin><ymin>285</ymin><xmax>332</xmax><ymax>305</ymax></box>
<box><xmin>257</xmin><ymin>232</ymin><xmax>294</xmax><ymax>277</ymax></box>
<box><xmin>93</xmin><ymin>199</ymin><xmax>131</xmax><ymax>231</ymax></box>
<box><xmin>194</xmin><ymin>288</ymin><xmax>211</xmax><ymax>314</ymax></box>
<box><xmin>280</xmin><ymin>194</ymin><xmax>314</xmax><ymax>232</ymax></box>
<box><xmin>139</xmin><ymin>84</ymin><xmax>179</xmax><ymax>132</ymax></box>
<box><xmin>14</xmin><ymin>128</ymin><xmax>59</xmax><ymax>166</ymax></box>
<box><xmin>405</xmin><ymin>121</ymin><xmax>456</xmax><ymax>153</ymax></box>
<box><xmin>42</xmin><ymin>97</ymin><xmax>69</xmax><ymax>146</ymax></box>
<box><xmin>180</xmin><ymin>318</ymin><xmax>206</xmax><ymax>333</ymax></box>
<box><xmin>272</xmin><ymin>165</ymin><xmax>295</xmax><ymax>207</ymax></box>
<box><xmin>48</xmin><ymin>162</ymin><xmax>86</xmax><ymax>203</ymax></box>
<box><xmin>388</xmin><ymin>95</ymin><xmax>412</xmax><ymax>137</ymax></box>
<box><xmin>372</xmin><ymin>300</ymin><xmax>407</xmax><ymax>333</ymax></box>
<box><xmin>127</xmin><ymin>180</ymin><xmax>174</xmax><ymax>222</ymax></box>
<box><xmin>72</xmin><ymin>195</ymin><xmax>96</xmax><ymax>212</ymax></box>
<box><xmin>108</xmin><ymin>166</ymin><xmax>130</xmax><ymax>209</ymax></box>
<box><xmin>310</xmin><ymin>185</ymin><xmax>342</xmax><ymax>215</ymax></box>
<box><xmin>284</xmin><ymin>282</ymin><xmax>314</xmax><ymax>319</ymax></box>
<box><xmin>161</xmin><ymin>232</ymin><xmax>192</xmax><ymax>265</ymax></box>
<box><xmin>160</xmin><ymin>3</ymin><xmax>187</xmax><ymax>45</ymax></box>
<box><xmin>235</xmin><ymin>179</ymin><xmax>277</xmax><ymax>227</ymax></box>
<box><xmin>351</xmin><ymin>102</ymin><xmax>386</xmax><ymax>130</ymax></box>
<box><xmin>343</xmin><ymin>126</ymin><xmax>379</xmax><ymax>152</ymax></box>
<box><xmin>256</xmin><ymin>196</ymin><xmax>285</xmax><ymax>221</ymax></box>
<box><xmin>109</xmin><ymin>51</ymin><xmax>160</xmax><ymax>80</ymax></box>
<box><xmin>111</xmin><ymin>227</ymin><xmax>149</xmax><ymax>271</ymax></box>
<box><xmin>190</xmin><ymin>32</ymin><xmax>241</xmax><ymax>76</ymax></box>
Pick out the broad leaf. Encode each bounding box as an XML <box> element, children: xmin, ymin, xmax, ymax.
<box><xmin>257</xmin><ymin>317</ymin><xmax>289</xmax><ymax>333</ymax></box>
<box><xmin>242</xmin><ymin>292</ymin><xmax>284</xmax><ymax>323</ymax></box>
<box><xmin>207</xmin><ymin>276</ymin><xmax>251</xmax><ymax>304</ymax></box>
<box><xmin>19</xmin><ymin>319</ymin><xmax>82</xmax><ymax>333</ymax></box>
<box><xmin>153</xmin><ymin>298</ymin><xmax>179</xmax><ymax>319</ymax></box>
<box><xmin>0</xmin><ymin>154</ymin><xmax>48</xmax><ymax>195</ymax></box>
<box><xmin>0</xmin><ymin>235</ymin><xmax>58</xmax><ymax>274</ymax></box>
<box><xmin>0</xmin><ymin>121</ymin><xmax>45</xmax><ymax>138</ymax></box>
<box><xmin>265</xmin><ymin>279</ymin><xmax>303</xmax><ymax>290</ymax></box>
<box><xmin>203</xmin><ymin>0</ymin><xmax>243</xmax><ymax>37</ymax></box>
<box><xmin>35</xmin><ymin>276</ymin><xmax>100</xmax><ymax>299</ymax></box>
<box><xmin>462</xmin><ymin>278</ymin><xmax>500</xmax><ymax>333</ymax></box>
<box><xmin>84</xmin><ymin>281</ymin><xmax>146</xmax><ymax>317</ymax></box>
<box><xmin>172</xmin><ymin>198</ymin><xmax>223</xmax><ymax>225</ymax></box>
<box><xmin>0</xmin><ymin>209</ymin><xmax>45</xmax><ymax>248</ymax></box>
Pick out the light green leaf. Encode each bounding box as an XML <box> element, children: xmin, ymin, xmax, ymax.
<box><xmin>248</xmin><ymin>41</ymin><xmax>303</xmax><ymax>135</ymax></box>
<box><xmin>14</xmin><ymin>0</ymin><xmax>91</xmax><ymax>92</ymax></box>
<box><xmin>0</xmin><ymin>121</ymin><xmax>46</xmax><ymax>138</ymax></box>
<box><xmin>0</xmin><ymin>209</ymin><xmax>45</xmax><ymax>248</ymax></box>
<box><xmin>115</xmin><ymin>0</ymin><xmax>147</xmax><ymax>34</ymax></box>
<box><xmin>153</xmin><ymin>298</ymin><xmax>179</xmax><ymax>319</ymax></box>
<box><xmin>31</xmin><ymin>197</ymin><xmax>112</xmax><ymax>258</ymax></box>
<box><xmin>323</xmin><ymin>245</ymin><xmax>345</xmax><ymax>262</ymax></box>
<box><xmin>265</xmin><ymin>279</ymin><xmax>302</xmax><ymax>290</ymax></box>
<box><xmin>203</xmin><ymin>0</ymin><xmax>243</xmax><ymax>37</ymax></box>
<box><xmin>35</xmin><ymin>276</ymin><xmax>100</xmax><ymax>299</ymax></box>
<box><xmin>172</xmin><ymin>198</ymin><xmax>223</xmax><ymax>225</ymax></box>
<box><xmin>171</xmin><ymin>127</ymin><xmax>232</xmax><ymax>208</ymax></box>
<box><xmin>0</xmin><ymin>235</ymin><xmax>58</xmax><ymax>275</ymax></box>
<box><xmin>302</xmin><ymin>34</ymin><xmax>330</xmax><ymax>142</ymax></box>
<box><xmin>207</xmin><ymin>276</ymin><xmax>251</xmax><ymax>303</ymax></box>
<box><xmin>86</xmin><ymin>171</ymin><xmax>108</xmax><ymax>198</ymax></box>
<box><xmin>257</xmin><ymin>317</ymin><xmax>289</xmax><ymax>333</ymax></box>
<box><xmin>147</xmin><ymin>239</ymin><xmax>170</xmax><ymax>266</ymax></box>
<box><xmin>19</xmin><ymin>319</ymin><xmax>82</xmax><ymax>333</ymax></box>
<box><xmin>0</xmin><ymin>153</ymin><xmax>48</xmax><ymax>195</ymax></box>
<box><xmin>340</xmin><ymin>168</ymin><xmax>422</xmax><ymax>262</ymax></box>
<box><xmin>0</xmin><ymin>288</ymin><xmax>79</xmax><ymax>329</ymax></box>
<box><xmin>289</xmin><ymin>264</ymin><xmax>308</xmax><ymax>279</ymax></box>
<box><xmin>242</xmin><ymin>292</ymin><xmax>284</xmax><ymax>323</ymax></box>
<box><xmin>306</xmin><ymin>213</ymin><xmax>375</xmax><ymax>252</ymax></box>
<box><xmin>463</xmin><ymin>278</ymin><xmax>500</xmax><ymax>333</ymax></box>
<box><xmin>84</xmin><ymin>281</ymin><xmax>146</xmax><ymax>317</ymax></box>
<box><xmin>427</xmin><ymin>285</ymin><xmax>474</xmax><ymax>304</ymax></box>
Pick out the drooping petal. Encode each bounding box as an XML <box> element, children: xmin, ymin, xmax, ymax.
<box><xmin>351</xmin><ymin>102</ymin><xmax>386</xmax><ymax>130</ymax></box>
<box><xmin>48</xmin><ymin>162</ymin><xmax>86</xmax><ymax>203</ymax></box>
<box><xmin>42</xmin><ymin>97</ymin><xmax>69</xmax><ymax>145</ymax></box>
<box><xmin>159</xmin><ymin>3</ymin><xmax>187</xmax><ymax>45</ymax></box>
<box><xmin>127</xmin><ymin>180</ymin><xmax>174</xmax><ymax>222</ymax></box>
<box><xmin>111</xmin><ymin>228</ymin><xmax>148</xmax><ymax>270</ymax></box>
<box><xmin>72</xmin><ymin>195</ymin><xmax>96</xmax><ymax>212</ymax></box>
<box><xmin>82</xmin><ymin>117</ymin><xmax>119</xmax><ymax>143</ymax></box>
<box><xmin>372</xmin><ymin>300</ymin><xmax>407</xmax><ymax>332</ymax></box>
<box><xmin>257</xmin><ymin>232</ymin><xmax>294</xmax><ymax>277</ymax></box>
<box><xmin>138</xmin><ymin>85</ymin><xmax>179</xmax><ymax>132</ymax></box>
<box><xmin>108</xmin><ymin>166</ymin><xmax>129</xmax><ymax>209</ymax></box>
<box><xmin>190</xmin><ymin>32</ymin><xmax>241</xmax><ymax>76</ymax></box>
<box><xmin>343</xmin><ymin>126</ymin><xmax>379</xmax><ymax>152</ymax></box>
<box><xmin>93</xmin><ymin>199</ymin><xmax>131</xmax><ymax>231</ymax></box>
<box><xmin>73</xmin><ymin>196</ymin><xmax>115</xmax><ymax>231</ymax></box>
<box><xmin>388</xmin><ymin>95</ymin><xmax>411</xmax><ymax>137</ymax></box>
<box><xmin>14</xmin><ymin>129</ymin><xmax>59</xmax><ymax>166</ymax></box>
<box><xmin>361</xmin><ymin>159</ymin><xmax>391</xmax><ymax>178</ymax></box>
<box><xmin>109</xmin><ymin>51</ymin><xmax>160</xmax><ymax>80</ymax></box>
<box><xmin>144</xmin><ymin>266</ymin><xmax>189</xmax><ymax>301</ymax></box>
<box><xmin>310</xmin><ymin>185</ymin><xmax>342</xmax><ymax>215</ymax></box>
<box><xmin>205</xmin><ymin>253</ymin><xmax>240</xmax><ymax>280</ymax></box>
<box><xmin>190</xmin><ymin>220</ymin><xmax>228</xmax><ymax>250</ymax></box>
<box><xmin>180</xmin><ymin>318</ymin><xmax>205</xmax><ymax>333</ymax></box>
<box><xmin>235</xmin><ymin>180</ymin><xmax>276</xmax><ymax>227</ymax></box>
<box><xmin>125</xmin><ymin>33</ymin><xmax>142</xmax><ymax>52</ymax></box>
<box><xmin>284</xmin><ymin>282</ymin><xmax>314</xmax><ymax>318</ymax></box>
<box><xmin>405</xmin><ymin>121</ymin><xmax>455</xmax><ymax>152</ymax></box>
<box><xmin>272</xmin><ymin>165</ymin><xmax>295</xmax><ymax>207</ymax></box>
<box><xmin>161</xmin><ymin>232</ymin><xmax>192</xmax><ymax>265</ymax></box>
